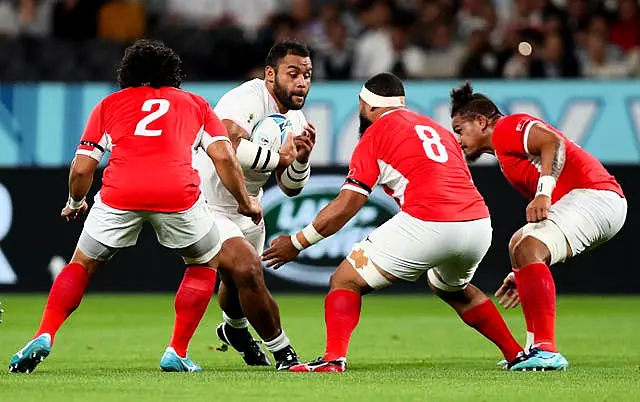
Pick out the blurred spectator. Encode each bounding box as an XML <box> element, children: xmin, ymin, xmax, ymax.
<box><xmin>609</xmin><ymin>0</ymin><xmax>640</xmax><ymax>53</ymax></box>
<box><xmin>582</xmin><ymin>32</ymin><xmax>639</xmax><ymax>78</ymax></box>
<box><xmin>0</xmin><ymin>1</ymin><xmax>19</xmax><ymax>37</ymax></box>
<box><xmin>457</xmin><ymin>0</ymin><xmax>492</xmax><ymax>40</ymax></box>
<box><xmin>164</xmin><ymin>0</ymin><xmax>227</xmax><ymax>29</ymax></box>
<box><xmin>575</xmin><ymin>15</ymin><xmax>623</xmax><ymax>67</ymax></box>
<box><xmin>98</xmin><ymin>0</ymin><xmax>146</xmax><ymax>43</ymax></box>
<box><xmin>17</xmin><ymin>0</ymin><xmax>56</xmax><ymax>37</ymax></box>
<box><xmin>52</xmin><ymin>0</ymin><xmax>105</xmax><ymax>41</ymax></box>
<box><xmin>307</xmin><ymin>1</ymin><xmax>343</xmax><ymax>52</ymax></box>
<box><xmin>565</xmin><ymin>0</ymin><xmax>589</xmax><ymax>32</ymax></box>
<box><xmin>421</xmin><ymin>23</ymin><xmax>466</xmax><ymax>78</ymax></box>
<box><xmin>458</xmin><ymin>27</ymin><xmax>502</xmax><ymax>78</ymax></box>
<box><xmin>4</xmin><ymin>0</ymin><xmax>640</xmax><ymax>82</ymax></box>
<box><xmin>314</xmin><ymin>19</ymin><xmax>354</xmax><ymax>80</ymax></box>
<box><xmin>530</xmin><ymin>33</ymin><xmax>581</xmax><ymax>78</ymax></box>
<box><xmin>353</xmin><ymin>6</ymin><xmax>426</xmax><ymax>79</ymax></box>
<box><xmin>290</xmin><ymin>0</ymin><xmax>313</xmax><ymax>41</ymax></box>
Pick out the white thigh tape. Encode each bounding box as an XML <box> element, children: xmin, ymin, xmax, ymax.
<box><xmin>347</xmin><ymin>243</ymin><xmax>391</xmax><ymax>290</ymax></box>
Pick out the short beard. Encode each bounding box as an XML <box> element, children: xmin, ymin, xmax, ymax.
<box><xmin>464</xmin><ymin>152</ymin><xmax>482</xmax><ymax>163</ymax></box>
<box><xmin>273</xmin><ymin>76</ymin><xmax>304</xmax><ymax>111</ymax></box>
<box><xmin>359</xmin><ymin>113</ymin><xmax>373</xmax><ymax>137</ymax></box>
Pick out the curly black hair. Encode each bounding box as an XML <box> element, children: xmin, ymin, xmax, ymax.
<box><xmin>450</xmin><ymin>82</ymin><xmax>502</xmax><ymax>119</ymax></box>
<box><xmin>117</xmin><ymin>39</ymin><xmax>184</xmax><ymax>89</ymax></box>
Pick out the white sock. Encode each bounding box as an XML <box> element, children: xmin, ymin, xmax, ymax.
<box><xmin>525</xmin><ymin>331</ymin><xmax>535</xmax><ymax>353</ymax></box>
<box><xmin>263</xmin><ymin>330</ymin><xmax>290</xmax><ymax>353</ymax></box>
<box><xmin>223</xmin><ymin>311</ymin><xmax>248</xmax><ymax>329</ymax></box>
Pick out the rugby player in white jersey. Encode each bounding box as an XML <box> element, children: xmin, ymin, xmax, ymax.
<box><xmin>193</xmin><ymin>40</ymin><xmax>316</xmax><ymax>370</ymax></box>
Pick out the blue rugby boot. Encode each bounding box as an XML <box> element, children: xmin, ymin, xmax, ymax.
<box><xmin>160</xmin><ymin>347</ymin><xmax>202</xmax><ymax>372</ymax></box>
<box><xmin>9</xmin><ymin>333</ymin><xmax>52</xmax><ymax>373</ymax></box>
<box><xmin>508</xmin><ymin>347</ymin><xmax>569</xmax><ymax>371</ymax></box>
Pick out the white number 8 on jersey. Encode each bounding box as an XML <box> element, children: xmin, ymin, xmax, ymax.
<box><xmin>415</xmin><ymin>125</ymin><xmax>448</xmax><ymax>163</ymax></box>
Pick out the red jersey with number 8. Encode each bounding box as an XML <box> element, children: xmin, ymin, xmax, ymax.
<box><xmin>76</xmin><ymin>86</ymin><xmax>228</xmax><ymax>212</ymax></box>
<box><xmin>342</xmin><ymin>109</ymin><xmax>489</xmax><ymax>222</ymax></box>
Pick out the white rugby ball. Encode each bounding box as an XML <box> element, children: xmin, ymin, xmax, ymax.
<box><xmin>250</xmin><ymin>114</ymin><xmax>294</xmax><ymax>152</ymax></box>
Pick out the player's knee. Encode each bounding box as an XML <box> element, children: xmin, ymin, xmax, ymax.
<box><xmin>232</xmin><ymin>254</ymin><xmax>264</xmax><ymax>288</ymax></box>
<box><xmin>508</xmin><ymin>229</ymin><xmax>524</xmax><ymax>263</ymax></box>
<box><xmin>329</xmin><ymin>263</ymin><xmax>365</xmax><ymax>294</ymax></box>
<box><xmin>511</xmin><ymin>236</ymin><xmax>550</xmax><ymax>269</ymax></box>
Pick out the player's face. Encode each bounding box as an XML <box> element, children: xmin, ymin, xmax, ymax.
<box><xmin>451</xmin><ymin>114</ymin><xmax>489</xmax><ymax>162</ymax></box>
<box><xmin>270</xmin><ymin>55</ymin><xmax>312</xmax><ymax>111</ymax></box>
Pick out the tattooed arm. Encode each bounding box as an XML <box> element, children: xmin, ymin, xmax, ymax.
<box><xmin>524</xmin><ymin>123</ymin><xmax>566</xmax><ymax>222</ymax></box>
<box><xmin>526</xmin><ymin>123</ymin><xmax>566</xmax><ymax>179</ymax></box>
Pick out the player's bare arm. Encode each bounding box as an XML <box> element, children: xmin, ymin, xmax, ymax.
<box><xmin>276</xmin><ymin>123</ymin><xmax>316</xmax><ymax>197</ymax></box>
<box><xmin>224</xmin><ymin>119</ymin><xmax>298</xmax><ymax>171</ymax></box>
<box><xmin>61</xmin><ymin>154</ymin><xmax>97</xmax><ymax>222</ymax></box>
<box><xmin>524</xmin><ymin>124</ymin><xmax>566</xmax><ymax>223</ymax></box>
<box><xmin>206</xmin><ymin>140</ymin><xmax>263</xmax><ymax>224</ymax></box>
<box><xmin>262</xmin><ymin>189</ymin><xmax>367</xmax><ymax>269</ymax></box>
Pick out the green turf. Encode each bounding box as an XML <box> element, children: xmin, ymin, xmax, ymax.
<box><xmin>0</xmin><ymin>294</ymin><xmax>638</xmax><ymax>401</ymax></box>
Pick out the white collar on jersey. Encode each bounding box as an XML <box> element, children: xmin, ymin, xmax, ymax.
<box><xmin>359</xmin><ymin>86</ymin><xmax>406</xmax><ymax>107</ymax></box>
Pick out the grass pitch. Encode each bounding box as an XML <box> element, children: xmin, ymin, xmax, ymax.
<box><xmin>0</xmin><ymin>294</ymin><xmax>638</xmax><ymax>401</ymax></box>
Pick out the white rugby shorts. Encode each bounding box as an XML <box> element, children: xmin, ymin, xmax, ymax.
<box><xmin>210</xmin><ymin>208</ymin><xmax>266</xmax><ymax>254</ymax></box>
<box><xmin>83</xmin><ymin>192</ymin><xmax>217</xmax><ymax>250</ymax></box>
<box><xmin>350</xmin><ymin>211</ymin><xmax>492</xmax><ymax>291</ymax></box>
<box><xmin>522</xmin><ymin>189</ymin><xmax>627</xmax><ymax>265</ymax></box>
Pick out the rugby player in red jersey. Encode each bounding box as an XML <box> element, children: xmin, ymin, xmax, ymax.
<box><xmin>9</xmin><ymin>39</ymin><xmax>261</xmax><ymax>374</ymax></box>
<box><xmin>450</xmin><ymin>82</ymin><xmax>626</xmax><ymax>371</ymax></box>
<box><xmin>263</xmin><ymin>73</ymin><xmax>526</xmax><ymax>372</ymax></box>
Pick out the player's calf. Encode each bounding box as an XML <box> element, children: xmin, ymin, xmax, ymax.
<box><xmin>429</xmin><ymin>280</ymin><xmax>524</xmax><ymax>364</ymax></box>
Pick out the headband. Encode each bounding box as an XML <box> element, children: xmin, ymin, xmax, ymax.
<box><xmin>359</xmin><ymin>86</ymin><xmax>406</xmax><ymax>107</ymax></box>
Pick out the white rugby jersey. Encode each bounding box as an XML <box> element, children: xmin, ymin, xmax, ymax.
<box><xmin>193</xmin><ymin>78</ymin><xmax>307</xmax><ymax>212</ymax></box>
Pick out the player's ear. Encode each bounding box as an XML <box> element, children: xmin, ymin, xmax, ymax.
<box><xmin>477</xmin><ymin>114</ymin><xmax>488</xmax><ymax>130</ymax></box>
<box><xmin>265</xmin><ymin>66</ymin><xmax>275</xmax><ymax>83</ymax></box>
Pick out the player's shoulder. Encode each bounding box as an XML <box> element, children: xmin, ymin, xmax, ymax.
<box><xmin>495</xmin><ymin>113</ymin><xmax>541</xmax><ymax>135</ymax></box>
<box><xmin>220</xmin><ymin>78</ymin><xmax>265</xmax><ymax>102</ymax></box>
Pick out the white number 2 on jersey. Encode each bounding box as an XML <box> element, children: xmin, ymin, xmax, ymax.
<box><xmin>415</xmin><ymin>125</ymin><xmax>448</xmax><ymax>163</ymax></box>
<box><xmin>134</xmin><ymin>99</ymin><xmax>170</xmax><ymax>136</ymax></box>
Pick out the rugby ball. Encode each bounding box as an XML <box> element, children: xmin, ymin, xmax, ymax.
<box><xmin>250</xmin><ymin>114</ymin><xmax>294</xmax><ymax>152</ymax></box>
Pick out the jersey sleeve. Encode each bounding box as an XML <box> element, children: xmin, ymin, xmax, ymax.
<box><xmin>213</xmin><ymin>84</ymin><xmax>264</xmax><ymax>135</ymax></box>
<box><xmin>493</xmin><ymin>114</ymin><xmax>543</xmax><ymax>156</ymax></box>
<box><xmin>341</xmin><ymin>136</ymin><xmax>379</xmax><ymax>197</ymax></box>
<box><xmin>198</xmin><ymin>103</ymin><xmax>232</xmax><ymax>151</ymax></box>
<box><xmin>76</xmin><ymin>101</ymin><xmax>111</xmax><ymax>162</ymax></box>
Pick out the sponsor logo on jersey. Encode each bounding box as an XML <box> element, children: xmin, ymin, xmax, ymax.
<box><xmin>261</xmin><ymin>175</ymin><xmax>399</xmax><ymax>287</ymax></box>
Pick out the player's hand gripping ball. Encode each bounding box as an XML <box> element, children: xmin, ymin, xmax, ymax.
<box><xmin>251</xmin><ymin>114</ymin><xmax>298</xmax><ymax>167</ymax></box>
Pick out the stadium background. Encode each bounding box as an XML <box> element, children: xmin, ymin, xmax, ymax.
<box><xmin>0</xmin><ymin>0</ymin><xmax>638</xmax><ymax>295</ymax></box>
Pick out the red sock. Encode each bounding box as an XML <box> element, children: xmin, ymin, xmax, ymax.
<box><xmin>169</xmin><ymin>265</ymin><xmax>216</xmax><ymax>358</ymax></box>
<box><xmin>514</xmin><ymin>262</ymin><xmax>557</xmax><ymax>352</ymax></box>
<box><xmin>34</xmin><ymin>263</ymin><xmax>89</xmax><ymax>344</ymax></box>
<box><xmin>513</xmin><ymin>268</ymin><xmax>535</xmax><ymax>347</ymax></box>
<box><xmin>323</xmin><ymin>289</ymin><xmax>361</xmax><ymax>361</ymax></box>
<box><xmin>461</xmin><ymin>299</ymin><xmax>523</xmax><ymax>361</ymax></box>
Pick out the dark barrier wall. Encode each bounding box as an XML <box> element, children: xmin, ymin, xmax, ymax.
<box><xmin>0</xmin><ymin>166</ymin><xmax>636</xmax><ymax>294</ymax></box>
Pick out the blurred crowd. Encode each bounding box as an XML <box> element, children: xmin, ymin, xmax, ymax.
<box><xmin>1</xmin><ymin>0</ymin><xmax>640</xmax><ymax>81</ymax></box>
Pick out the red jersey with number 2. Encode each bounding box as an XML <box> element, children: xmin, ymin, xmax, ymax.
<box><xmin>492</xmin><ymin>113</ymin><xmax>623</xmax><ymax>203</ymax></box>
<box><xmin>76</xmin><ymin>86</ymin><xmax>228</xmax><ymax>212</ymax></box>
<box><xmin>342</xmin><ymin>109</ymin><xmax>489</xmax><ymax>222</ymax></box>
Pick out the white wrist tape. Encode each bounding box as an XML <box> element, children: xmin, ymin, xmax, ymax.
<box><xmin>67</xmin><ymin>196</ymin><xmax>85</xmax><ymax>210</ymax></box>
<box><xmin>236</xmin><ymin>139</ymin><xmax>279</xmax><ymax>172</ymax></box>
<box><xmin>280</xmin><ymin>160</ymin><xmax>310</xmax><ymax>189</ymax></box>
<box><xmin>290</xmin><ymin>234</ymin><xmax>304</xmax><ymax>251</ymax></box>
<box><xmin>536</xmin><ymin>175</ymin><xmax>556</xmax><ymax>197</ymax></box>
<box><xmin>291</xmin><ymin>223</ymin><xmax>325</xmax><ymax>251</ymax></box>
